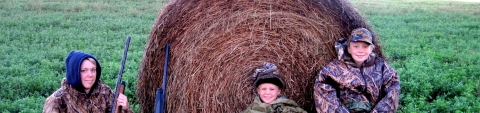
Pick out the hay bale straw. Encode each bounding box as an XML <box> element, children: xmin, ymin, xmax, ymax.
<box><xmin>137</xmin><ymin>0</ymin><xmax>385</xmax><ymax>112</ymax></box>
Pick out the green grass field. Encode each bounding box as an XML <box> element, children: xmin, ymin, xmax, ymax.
<box><xmin>351</xmin><ymin>0</ymin><xmax>480</xmax><ymax>112</ymax></box>
<box><xmin>0</xmin><ymin>0</ymin><xmax>166</xmax><ymax>112</ymax></box>
<box><xmin>1</xmin><ymin>0</ymin><xmax>479</xmax><ymax>112</ymax></box>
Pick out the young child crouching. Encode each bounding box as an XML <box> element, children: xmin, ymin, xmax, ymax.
<box><xmin>242</xmin><ymin>62</ymin><xmax>307</xmax><ymax>113</ymax></box>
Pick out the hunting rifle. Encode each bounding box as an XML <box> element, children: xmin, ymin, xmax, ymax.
<box><xmin>154</xmin><ymin>43</ymin><xmax>170</xmax><ymax>113</ymax></box>
<box><xmin>111</xmin><ymin>37</ymin><xmax>131</xmax><ymax>113</ymax></box>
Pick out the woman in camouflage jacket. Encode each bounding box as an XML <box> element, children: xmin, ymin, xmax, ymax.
<box><xmin>314</xmin><ymin>28</ymin><xmax>400</xmax><ymax>113</ymax></box>
<box><xmin>43</xmin><ymin>51</ymin><xmax>133</xmax><ymax>113</ymax></box>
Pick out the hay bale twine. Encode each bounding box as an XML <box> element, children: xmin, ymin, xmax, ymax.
<box><xmin>137</xmin><ymin>0</ymin><xmax>385</xmax><ymax>112</ymax></box>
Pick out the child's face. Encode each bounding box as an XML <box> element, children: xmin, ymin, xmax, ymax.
<box><xmin>347</xmin><ymin>41</ymin><xmax>374</xmax><ymax>65</ymax></box>
<box><xmin>256</xmin><ymin>83</ymin><xmax>281</xmax><ymax>104</ymax></box>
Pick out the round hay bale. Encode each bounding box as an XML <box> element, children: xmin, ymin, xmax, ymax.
<box><xmin>136</xmin><ymin>0</ymin><xmax>385</xmax><ymax>112</ymax></box>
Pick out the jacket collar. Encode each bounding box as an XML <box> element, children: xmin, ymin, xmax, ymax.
<box><xmin>61</xmin><ymin>77</ymin><xmax>103</xmax><ymax>97</ymax></box>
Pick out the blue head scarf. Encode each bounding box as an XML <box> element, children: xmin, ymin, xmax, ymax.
<box><xmin>65</xmin><ymin>51</ymin><xmax>102</xmax><ymax>93</ymax></box>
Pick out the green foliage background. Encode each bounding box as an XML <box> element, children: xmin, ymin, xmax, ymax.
<box><xmin>0</xmin><ymin>0</ymin><xmax>479</xmax><ymax>112</ymax></box>
<box><xmin>0</xmin><ymin>0</ymin><xmax>167</xmax><ymax>112</ymax></box>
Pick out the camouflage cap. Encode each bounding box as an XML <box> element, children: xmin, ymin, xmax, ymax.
<box><xmin>254</xmin><ymin>72</ymin><xmax>285</xmax><ymax>89</ymax></box>
<box><xmin>252</xmin><ymin>62</ymin><xmax>285</xmax><ymax>89</ymax></box>
<box><xmin>349</xmin><ymin>28</ymin><xmax>374</xmax><ymax>45</ymax></box>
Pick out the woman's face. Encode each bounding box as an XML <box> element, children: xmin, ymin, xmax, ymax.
<box><xmin>348</xmin><ymin>41</ymin><xmax>374</xmax><ymax>66</ymax></box>
<box><xmin>80</xmin><ymin>59</ymin><xmax>96</xmax><ymax>92</ymax></box>
<box><xmin>256</xmin><ymin>83</ymin><xmax>281</xmax><ymax>104</ymax></box>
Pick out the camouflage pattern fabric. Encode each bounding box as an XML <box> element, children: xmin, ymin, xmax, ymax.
<box><xmin>242</xmin><ymin>96</ymin><xmax>307</xmax><ymax>113</ymax></box>
<box><xmin>314</xmin><ymin>39</ymin><xmax>400</xmax><ymax>113</ymax></box>
<box><xmin>43</xmin><ymin>78</ymin><xmax>133</xmax><ymax>113</ymax></box>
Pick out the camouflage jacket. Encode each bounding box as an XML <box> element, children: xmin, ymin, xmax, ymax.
<box><xmin>314</xmin><ymin>40</ymin><xmax>400</xmax><ymax>113</ymax></box>
<box><xmin>43</xmin><ymin>78</ymin><xmax>133</xmax><ymax>113</ymax></box>
<box><xmin>242</xmin><ymin>96</ymin><xmax>307</xmax><ymax>113</ymax></box>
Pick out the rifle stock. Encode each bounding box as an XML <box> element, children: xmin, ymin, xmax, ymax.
<box><xmin>111</xmin><ymin>37</ymin><xmax>131</xmax><ymax>113</ymax></box>
<box><xmin>154</xmin><ymin>88</ymin><xmax>163</xmax><ymax>113</ymax></box>
<box><xmin>115</xmin><ymin>81</ymin><xmax>126</xmax><ymax>113</ymax></box>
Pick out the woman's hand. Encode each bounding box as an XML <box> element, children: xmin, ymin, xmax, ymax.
<box><xmin>116</xmin><ymin>93</ymin><xmax>130</xmax><ymax>110</ymax></box>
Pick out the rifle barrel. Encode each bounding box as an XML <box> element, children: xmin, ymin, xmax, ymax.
<box><xmin>155</xmin><ymin>43</ymin><xmax>170</xmax><ymax>113</ymax></box>
<box><xmin>111</xmin><ymin>37</ymin><xmax>131</xmax><ymax>113</ymax></box>
<box><xmin>162</xmin><ymin>43</ymin><xmax>170</xmax><ymax>96</ymax></box>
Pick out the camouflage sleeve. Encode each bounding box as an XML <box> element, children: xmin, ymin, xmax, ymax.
<box><xmin>42</xmin><ymin>93</ymin><xmax>62</xmax><ymax>113</ymax></box>
<box><xmin>241</xmin><ymin>102</ymin><xmax>256</xmax><ymax>113</ymax></box>
<box><xmin>372</xmin><ymin>63</ymin><xmax>400</xmax><ymax>113</ymax></box>
<box><xmin>314</xmin><ymin>68</ymin><xmax>349</xmax><ymax>113</ymax></box>
<box><xmin>106</xmin><ymin>89</ymin><xmax>114</xmax><ymax>113</ymax></box>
